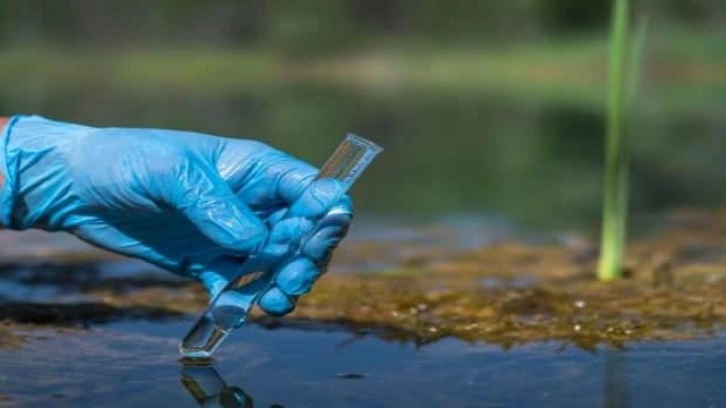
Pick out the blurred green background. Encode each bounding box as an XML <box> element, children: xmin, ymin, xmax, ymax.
<box><xmin>0</xmin><ymin>0</ymin><xmax>724</xmax><ymax>231</ymax></box>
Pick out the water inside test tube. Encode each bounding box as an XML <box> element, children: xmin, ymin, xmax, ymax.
<box><xmin>179</xmin><ymin>134</ymin><xmax>382</xmax><ymax>358</ymax></box>
<box><xmin>180</xmin><ymin>315</ymin><xmax>227</xmax><ymax>358</ymax></box>
<box><xmin>180</xmin><ymin>292</ymin><xmax>252</xmax><ymax>358</ymax></box>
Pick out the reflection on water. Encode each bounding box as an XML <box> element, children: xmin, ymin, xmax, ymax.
<box><xmin>181</xmin><ymin>365</ymin><xmax>253</xmax><ymax>408</ymax></box>
<box><xmin>181</xmin><ymin>360</ymin><xmax>627</xmax><ymax>408</ymax></box>
<box><xmin>604</xmin><ymin>350</ymin><xmax>629</xmax><ymax>408</ymax></box>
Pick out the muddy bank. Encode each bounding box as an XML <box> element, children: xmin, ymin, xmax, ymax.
<box><xmin>0</xmin><ymin>322</ymin><xmax>25</xmax><ymax>349</ymax></box>
<box><xmin>2</xmin><ymin>210</ymin><xmax>726</xmax><ymax>350</ymax></box>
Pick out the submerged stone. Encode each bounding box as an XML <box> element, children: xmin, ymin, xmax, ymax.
<box><xmin>337</xmin><ymin>373</ymin><xmax>366</xmax><ymax>379</ymax></box>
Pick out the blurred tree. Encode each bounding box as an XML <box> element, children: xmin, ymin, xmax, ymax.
<box><xmin>401</xmin><ymin>0</ymin><xmax>543</xmax><ymax>43</ymax></box>
<box><xmin>0</xmin><ymin>0</ymin><xmax>721</xmax><ymax>50</ymax></box>
<box><xmin>538</xmin><ymin>0</ymin><xmax>611</xmax><ymax>32</ymax></box>
<box><xmin>264</xmin><ymin>1</ymin><xmax>357</xmax><ymax>57</ymax></box>
<box><xmin>351</xmin><ymin>0</ymin><xmax>405</xmax><ymax>33</ymax></box>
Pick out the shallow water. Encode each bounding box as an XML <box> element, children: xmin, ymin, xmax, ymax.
<box><xmin>1</xmin><ymin>319</ymin><xmax>725</xmax><ymax>407</ymax></box>
<box><xmin>1</xmin><ymin>222</ymin><xmax>726</xmax><ymax>407</ymax></box>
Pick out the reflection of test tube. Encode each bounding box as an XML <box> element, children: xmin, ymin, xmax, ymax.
<box><xmin>180</xmin><ymin>365</ymin><xmax>252</xmax><ymax>407</ymax></box>
<box><xmin>180</xmin><ymin>134</ymin><xmax>383</xmax><ymax>359</ymax></box>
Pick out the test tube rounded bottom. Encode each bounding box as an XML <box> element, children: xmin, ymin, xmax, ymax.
<box><xmin>179</xmin><ymin>313</ymin><xmax>232</xmax><ymax>359</ymax></box>
<box><xmin>181</xmin><ymin>296</ymin><xmax>251</xmax><ymax>358</ymax></box>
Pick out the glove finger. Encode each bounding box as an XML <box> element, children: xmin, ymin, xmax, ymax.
<box><xmin>173</xmin><ymin>160</ymin><xmax>268</xmax><ymax>255</ymax></box>
<box><xmin>257</xmin><ymin>287</ymin><xmax>296</xmax><ymax>316</ymax></box>
<box><xmin>301</xmin><ymin>201</ymin><xmax>353</xmax><ymax>262</ymax></box>
<box><xmin>267</xmin><ymin>154</ymin><xmax>317</xmax><ymax>204</ymax></box>
<box><xmin>275</xmin><ymin>257</ymin><xmax>319</xmax><ymax>296</ymax></box>
<box><xmin>268</xmin><ymin>154</ymin><xmax>349</xmax><ymax>214</ymax></box>
<box><xmin>258</xmin><ymin>257</ymin><xmax>318</xmax><ymax>316</ymax></box>
<box><xmin>255</xmin><ymin>200</ymin><xmax>352</xmax><ymax>317</ymax></box>
<box><xmin>264</xmin><ymin>195</ymin><xmax>350</xmax><ymax>235</ymax></box>
<box><xmin>258</xmin><ymin>188</ymin><xmax>351</xmax><ymax>264</ymax></box>
<box><xmin>287</xmin><ymin>178</ymin><xmax>348</xmax><ymax>219</ymax></box>
<box><xmin>301</xmin><ymin>225</ymin><xmax>348</xmax><ymax>264</ymax></box>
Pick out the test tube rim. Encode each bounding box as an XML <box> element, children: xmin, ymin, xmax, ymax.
<box><xmin>344</xmin><ymin>133</ymin><xmax>384</xmax><ymax>156</ymax></box>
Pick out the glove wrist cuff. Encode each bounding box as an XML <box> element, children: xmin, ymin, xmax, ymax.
<box><xmin>0</xmin><ymin>115</ymin><xmax>22</xmax><ymax>229</ymax></box>
<box><xmin>0</xmin><ymin>115</ymin><xmax>90</xmax><ymax>230</ymax></box>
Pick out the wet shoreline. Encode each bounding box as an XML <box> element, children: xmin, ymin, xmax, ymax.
<box><xmin>2</xmin><ymin>211</ymin><xmax>726</xmax><ymax>351</ymax></box>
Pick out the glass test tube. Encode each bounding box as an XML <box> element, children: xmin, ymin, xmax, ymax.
<box><xmin>180</xmin><ymin>134</ymin><xmax>383</xmax><ymax>359</ymax></box>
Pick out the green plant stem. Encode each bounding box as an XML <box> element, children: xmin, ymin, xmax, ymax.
<box><xmin>598</xmin><ymin>0</ymin><xmax>630</xmax><ymax>281</ymax></box>
<box><xmin>628</xmin><ymin>16</ymin><xmax>650</xmax><ymax>106</ymax></box>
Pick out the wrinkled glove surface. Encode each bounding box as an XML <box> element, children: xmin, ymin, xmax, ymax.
<box><xmin>0</xmin><ymin>115</ymin><xmax>352</xmax><ymax>316</ymax></box>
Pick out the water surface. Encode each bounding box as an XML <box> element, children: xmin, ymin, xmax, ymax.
<box><xmin>1</xmin><ymin>320</ymin><xmax>725</xmax><ymax>407</ymax></box>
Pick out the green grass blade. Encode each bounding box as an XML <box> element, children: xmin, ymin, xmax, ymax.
<box><xmin>628</xmin><ymin>16</ymin><xmax>650</xmax><ymax>106</ymax></box>
<box><xmin>598</xmin><ymin>0</ymin><xmax>631</xmax><ymax>281</ymax></box>
<box><xmin>612</xmin><ymin>16</ymin><xmax>649</xmax><ymax>278</ymax></box>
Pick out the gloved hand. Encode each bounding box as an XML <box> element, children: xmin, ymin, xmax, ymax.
<box><xmin>0</xmin><ymin>115</ymin><xmax>352</xmax><ymax>316</ymax></box>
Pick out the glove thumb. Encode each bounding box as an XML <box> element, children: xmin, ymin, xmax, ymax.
<box><xmin>171</xmin><ymin>160</ymin><xmax>268</xmax><ymax>255</ymax></box>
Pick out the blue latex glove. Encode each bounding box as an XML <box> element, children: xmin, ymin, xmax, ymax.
<box><xmin>0</xmin><ymin>115</ymin><xmax>352</xmax><ymax>315</ymax></box>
